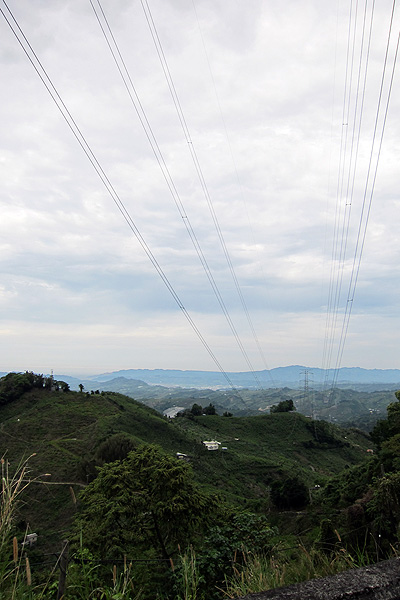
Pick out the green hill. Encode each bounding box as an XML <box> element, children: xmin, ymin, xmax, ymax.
<box><xmin>0</xmin><ymin>373</ymin><xmax>371</xmax><ymax>550</ymax></box>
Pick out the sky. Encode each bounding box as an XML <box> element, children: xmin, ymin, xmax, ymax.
<box><xmin>0</xmin><ymin>0</ymin><xmax>399</xmax><ymax>377</ymax></box>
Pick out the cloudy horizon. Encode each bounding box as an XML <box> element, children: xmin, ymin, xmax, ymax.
<box><xmin>1</xmin><ymin>0</ymin><xmax>399</xmax><ymax>377</ymax></box>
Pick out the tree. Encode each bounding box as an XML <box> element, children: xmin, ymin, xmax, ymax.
<box><xmin>371</xmin><ymin>393</ymin><xmax>400</xmax><ymax>449</ymax></box>
<box><xmin>270</xmin><ymin>399</ymin><xmax>295</xmax><ymax>413</ymax></box>
<box><xmin>191</xmin><ymin>403</ymin><xmax>203</xmax><ymax>416</ymax></box>
<box><xmin>96</xmin><ymin>433</ymin><xmax>136</xmax><ymax>464</ymax></box>
<box><xmin>0</xmin><ymin>372</ymin><xmax>36</xmax><ymax>406</ymax></box>
<box><xmin>75</xmin><ymin>445</ymin><xmax>221</xmax><ymax>560</ymax></box>
<box><xmin>203</xmin><ymin>403</ymin><xmax>217</xmax><ymax>415</ymax></box>
<box><xmin>78</xmin><ymin>383</ymin><xmax>84</xmax><ymax>393</ymax></box>
<box><xmin>59</xmin><ymin>381</ymin><xmax>70</xmax><ymax>392</ymax></box>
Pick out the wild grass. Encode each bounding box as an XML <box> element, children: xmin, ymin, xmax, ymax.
<box><xmin>174</xmin><ymin>546</ymin><xmax>201</xmax><ymax>600</ymax></box>
<box><xmin>0</xmin><ymin>454</ymin><xmax>37</xmax><ymax>599</ymax></box>
<box><xmin>222</xmin><ymin>543</ymin><xmax>365</xmax><ymax>599</ymax></box>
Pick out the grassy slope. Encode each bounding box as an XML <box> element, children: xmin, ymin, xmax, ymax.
<box><xmin>0</xmin><ymin>389</ymin><xmax>371</xmax><ymax>548</ymax></box>
<box><xmin>172</xmin><ymin>413</ymin><xmax>371</xmax><ymax>499</ymax></box>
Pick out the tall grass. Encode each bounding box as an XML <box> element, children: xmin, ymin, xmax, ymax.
<box><xmin>223</xmin><ymin>544</ymin><xmax>362</xmax><ymax>599</ymax></box>
<box><xmin>174</xmin><ymin>546</ymin><xmax>201</xmax><ymax>600</ymax></box>
<box><xmin>0</xmin><ymin>454</ymin><xmax>37</xmax><ymax>599</ymax></box>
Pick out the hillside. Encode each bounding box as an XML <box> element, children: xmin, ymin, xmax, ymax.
<box><xmin>49</xmin><ymin>375</ymin><xmax>395</xmax><ymax>430</ymax></box>
<box><xmin>0</xmin><ymin>378</ymin><xmax>372</xmax><ymax>551</ymax></box>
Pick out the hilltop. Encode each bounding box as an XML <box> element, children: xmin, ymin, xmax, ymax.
<box><xmin>37</xmin><ymin>374</ymin><xmax>395</xmax><ymax>431</ymax></box>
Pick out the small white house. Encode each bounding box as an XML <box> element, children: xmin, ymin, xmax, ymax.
<box><xmin>203</xmin><ymin>440</ymin><xmax>221</xmax><ymax>451</ymax></box>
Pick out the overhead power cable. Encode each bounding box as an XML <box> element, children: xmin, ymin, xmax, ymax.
<box><xmin>138</xmin><ymin>0</ymin><xmax>274</xmax><ymax>385</ymax></box>
<box><xmin>322</xmin><ymin>0</ymin><xmax>375</xmax><ymax>387</ymax></box>
<box><xmin>331</xmin><ymin>10</ymin><xmax>399</xmax><ymax>389</ymax></box>
<box><xmin>190</xmin><ymin>0</ymin><xmax>276</xmax><ymax>386</ymax></box>
<box><xmin>0</xmin><ymin>0</ymin><xmax>239</xmax><ymax>392</ymax></box>
<box><xmin>90</xmin><ymin>0</ymin><xmax>264</xmax><ymax>388</ymax></box>
<box><xmin>322</xmin><ymin>0</ymin><xmax>398</xmax><ymax>390</ymax></box>
<box><xmin>322</xmin><ymin>0</ymin><xmax>357</xmax><ymax>387</ymax></box>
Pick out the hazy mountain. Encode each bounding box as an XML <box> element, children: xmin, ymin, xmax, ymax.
<box><xmin>83</xmin><ymin>366</ymin><xmax>400</xmax><ymax>390</ymax></box>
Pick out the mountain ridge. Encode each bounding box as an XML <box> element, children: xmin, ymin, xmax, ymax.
<box><xmin>81</xmin><ymin>366</ymin><xmax>400</xmax><ymax>388</ymax></box>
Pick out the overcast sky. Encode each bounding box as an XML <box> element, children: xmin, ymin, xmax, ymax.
<box><xmin>0</xmin><ymin>0</ymin><xmax>399</xmax><ymax>377</ymax></box>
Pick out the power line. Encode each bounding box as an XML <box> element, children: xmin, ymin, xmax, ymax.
<box><xmin>90</xmin><ymin>0</ymin><xmax>264</xmax><ymax>387</ymax></box>
<box><xmin>139</xmin><ymin>0</ymin><xmax>274</xmax><ymax>384</ymax></box>
<box><xmin>190</xmin><ymin>0</ymin><xmax>276</xmax><ymax>385</ymax></box>
<box><xmin>331</xmin><ymin>15</ymin><xmax>399</xmax><ymax>388</ymax></box>
<box><xmin>322</xmin><ymin>0</ymin><xmax>398</xmax><ymax>390</ymax></box>
<box><xmin>0</xmin><ymin>0</ymin><xmax>239</xmax><ymax>392</ymax></box>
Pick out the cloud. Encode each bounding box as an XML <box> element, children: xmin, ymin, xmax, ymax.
<box><xmin>0</xmin><ymin>0</ymin><xmax>399</xmax><ymax>375</ymax></box>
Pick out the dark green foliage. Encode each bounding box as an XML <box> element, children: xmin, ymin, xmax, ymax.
<box><xmin>370</xmin><ymin>418</ymin><xmax>391</xmax><ymax>449</ymax></box>
<box><xmin>322</xmin><ymin>460</ymin><xmax>378</xmax><ymax>508</ymax></box>
<box><xmin>75</xmin><ymin>444</ymin><xmax>222</xmax><ymax>560</ymax></box>
<box><xmin>95</xmin><ymin>432</ymin><xmax>136</xmax><ymax>464</ymax></box>
<box><xmin>366</xmin><ymin>473</ymin><xmax>400</xmax><ymax>556</ymax></box>
<box><xmin>316</xmin><ymin>519</ymin><xmax>339</xmax><ymax>554</ymax></box>
<box><xmin>319</xmin><ymin>392</ymin><xmax>400</xmax><ymax>561</ymax></box>
<box><xmin>270</xmin><ymin>399</ymin><xmax>295</xmax><ymax>413</ymax></box>
<box><xmin>59</xmin><ymin>381</ymin><xmax>70</xmax><ymax>392</ymax></box>
<box><xmin>172</xmin><ymin>512</ymin><xmax>276</xmax><ymax>599</ymax></box>
<box><xmin>0</xmin><ymin>371</ymin><xmax>42</xmax><ymax>406</ymax></box>
<box><xmin>0</xmin><ymin>371</ymin><xmax>71</xmax><ymax>407</ymax></box>
<box><xmin>201</xmin><ymin>513</ymin><xmax>276</xmax><ymax>594</ymax></box>
<box><xmin>370</xmin><ymin>401</ymin><xmax>400</xmax><ymax>449</ymax></box>
<box><xmin>270</xmin><ymin>476</ymin><xmax>309</xmax><ymax>510</ymax></box>
<box><xmin>177</xmin><ymin>402</ymin><xmax>217</xmax><ymax>417</ymax></box>
<box><xmin>304</xmin><ymin>420</ymin><xmax>347</xmax><ymax>448</ymax></box>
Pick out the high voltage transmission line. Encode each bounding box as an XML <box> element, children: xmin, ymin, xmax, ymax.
<box><xmin>322</xmin><ymin>0</ymin><xmax>399</xmax><ymax>391</ymax></box>
<box><xmin>89</xmin><ymin>0</ymin><xmax>266</xmax><ymax>388</ymax></box>
<box><xmin>0</xmin><ymin>0</ymin><xmax>246</xmax><ymax>393</ymax></box>
<box><xmin>138</xmin><ymin>0</ymin><xmax>274</xmax><ymax>384</ymax></box>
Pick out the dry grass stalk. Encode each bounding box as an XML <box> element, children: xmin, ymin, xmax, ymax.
<box><xmin>69</xmin><ymin>486</ymin><xmax>77</xmax><ymax>505</ymax></box>
<box><xmin>25</xmin><ymin>556</ymin><xmax>31</xmax><ymax>586</ymax></box>
<box><xmin>12</xmin><ymin>536</ymin><xmax>18</xmax><ymax>563</ymax></box>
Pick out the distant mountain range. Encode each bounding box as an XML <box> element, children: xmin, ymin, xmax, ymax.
<box><xmin>2</xmin><ymin>366</ymin><xmax>399</xmax><ymax>392</ymax></box>
<box><xmin>49</xmin><ymin>365</ymin><xmax>400</xmax><ymax>391</ymax></box>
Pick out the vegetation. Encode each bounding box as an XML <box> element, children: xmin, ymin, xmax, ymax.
<box><xmin>2</xmin><ymin>372</ymin><xmax>400</xmax><ymax>598</ymax></box>
<box><xmin>81</xmin><ymin>376</ymin><xmax>396</xmax><ymax>431</ymax></box>
<box><xmin>270</xmin><ymin>399</ymin><xmax>295</xmax><ymax>413</ymax></box>
<box><xmin>177</xmin><ymin>403</ymin><xmax>218</xmax><ymax>418</ymax></box>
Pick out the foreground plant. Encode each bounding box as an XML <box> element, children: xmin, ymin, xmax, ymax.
<box><xmin>222</xmin><ymin>543</ymin><xmax>365</xmax><ymax>599</ymax></box>
<box><xmin>0</xmin><ymin>455</ymin><xmax>37</xmax><ymax>598</ymax></box>
<box><xmin>173</xmin><ymin>546</ymin><xmax>201</xmax><ymax>600</ymax></box>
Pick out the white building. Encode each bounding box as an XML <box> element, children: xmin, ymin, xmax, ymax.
<box><xmin>203</xmin><ymin>440</ymin><xmax>221</xmax><ymax>451</ymax></box>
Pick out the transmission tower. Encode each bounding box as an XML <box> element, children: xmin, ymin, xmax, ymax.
<box><xmin>301</xmin><ymin>369</ymin><xmax>314</xmax><ymax>418</ymax></box>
